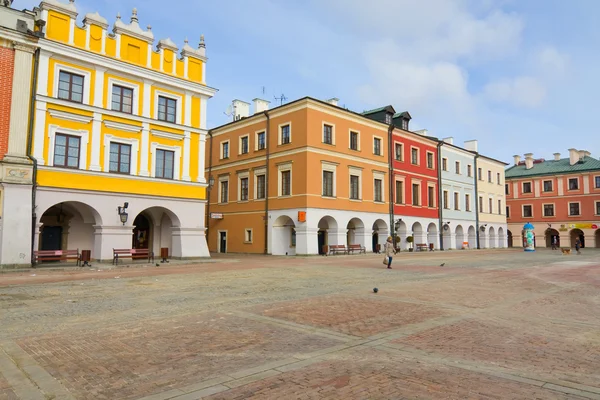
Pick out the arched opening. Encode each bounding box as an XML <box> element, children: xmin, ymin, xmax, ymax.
<box><xmin>132</xmin><ymin>207</ymin><xmax>181</xmax><ymax>257</ymax></box>
<box><xmin>273</xmin><ymin>215</ymin><xmax>295</xmax><ymax>255</ymax></box>
<box><xmin>372</xmin><ymin>219</ymin><xmax>388</xmax><ymax>253</ymax></box>
<box><xmin>346</xmin><ymin>217</ymin><xmax>365</xmax><ymax>247</ymax></box>
<box><xmin>411</xmin><ymin>222</ymin><xmax>423</xmax><ymax>249</ymax></box>
<box><xmin>595</xmin><ymin>229</ymin><xmax>600</xmax><ymax>248</ymax></box>
<box><xmin>570</xmin><ymin>229</ymin><xmax>585</xmax><ymax>248</ymax></box>
<box><xmin>489</xmin><ymin>227</ymin><xmax>496</xmax><ymax>249</ymax></box>
<box><xmin>395</xmin><ymin>220</ymin><xmax>408</xmax><ymax>250</ymax></box>
<box><xmin>317</xmin><ymin>216</ymin><xmax>338</xmax><ymax>255</ymax></box>
<box><xmin>467</xmin><ymin>226</ymin><xmax>476</xmax><ymax>249</ymax></box>
<box><xmin>545</xmin><ymin>228</ymin><xmax>560</xmax><ymax>248</ymax></box>
<box><xmin>442</xmin><ymin>223</ymin><xmax>451</xmax><ymax>249</ymax></box>
<box><xmin>455</xmin><ymin>225</ymin><xmax>465</xmax><ymax>249</ymax></box>
<box><xmin>38</xmin><ymin>201</ymin><xmax>102</xmax><ymax>258</ymax></box>
<box><xmin>507</xmin><ymin>230</ymin><xmax>513</xmax><ymax>247</ymax></box>
<box><xmin>497</xmin><ymin>227</ymin><xmax>505</xmax><ymax>248</ymax></box>
<box><xmin>426</xmin><ymin>223</ymin><xmax>437</xmax><ymax>250</ymax></box>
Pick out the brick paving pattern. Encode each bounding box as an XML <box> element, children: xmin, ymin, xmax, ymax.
<box><xmin>0</xmin><ymin>374</ymin><xmax>18</xmax><ymax>400</ymax></box>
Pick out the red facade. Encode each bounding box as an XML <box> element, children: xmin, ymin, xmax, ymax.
<box><xmin>0</xmin><ymin>46</ymin><xmax>14</xmax><ymax>160</ymax></box>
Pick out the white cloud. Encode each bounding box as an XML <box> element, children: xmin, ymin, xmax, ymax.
<box><xmin>535</xmin><ymin>46</ymin><xmax>569</xmax><ymax>77</ymax></box>
<box><xmin>483</xmin><ymin>76</ymin><xmax>547</xmax><ymax>108</ymax></box>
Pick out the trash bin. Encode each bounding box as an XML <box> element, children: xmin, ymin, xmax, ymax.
<box><xmin>160</xmin><ymin>247</ymin><xmax>169</xmax><ymax>263</ymax></box>
<box><xmin>81</xmin><ymin>250</ymin><xmax>91</xmax><ymax>267</ymax></box>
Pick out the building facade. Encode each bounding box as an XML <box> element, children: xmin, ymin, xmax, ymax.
<box><xmin>30</xmin><ymin>1</ymin><xmax>215</xmax><ymax>261</ymax></box>
<box><xmin>207</xmin><ymin>97</ymin><xmax>393</xmax><ymax>255</ymax></box>
<box><xmin>0</xmin><ymin>4</ymin><xmax>39</xmax><ymax>267</ymax></box>
<box><xmin>476</xmin><ymin>154</ymin><xmax>508</xmax><ymax>248</ymax></box>
<box><xmin>505</xmin><ymin>149</ymin><xmax>600</xmax><ymax>249</ymax></box>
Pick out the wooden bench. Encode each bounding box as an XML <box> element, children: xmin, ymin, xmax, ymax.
<box><xmin>348</xmin><ymin>244</ymin><xmax>366</xmax><ymax>254</ymax></box>
<box><xmin>112</xmin><ymin>248</ymin><xmax>154</xmax><ymax>265</ymax></box>
<box><xmin>329</xmin><ymin>245</ymin><xmax>347</xmax><ymax>255</ymax></box>
<box><xmin>33</xmin><ymin>249</ymin><xmax>81</xmax><ymax>266</ymax></box>
<box><xmin>416</xmin><ymin>243</ymin><xmax>428</xmax><ymax>252</ymax></box>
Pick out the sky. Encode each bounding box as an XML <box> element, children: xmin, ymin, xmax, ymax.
<box><xmin>16</xmin><ymin>0</ymin><xmax>600</xmax><ymax>163</ymax></box>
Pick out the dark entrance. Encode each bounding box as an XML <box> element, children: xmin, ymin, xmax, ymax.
<box><xmin>133</xmin><ymin>214</ymin><xmax>151</xmax><ymax>249</ymax></box>
<box><xmin>372</xmin><ymin>233</ymin><xmax>379</xmax><ymax>253</ymax></box>
<box><xmin>317</xmin><ymin>230</ymin><xmax>325</xmax><ymax>255</ymax></box>
<box><xmin>545</xmin><ymin>229</ymin><xmax>560</xmax><ymax>248</ymax></box>
<box><xmin>507</xmin><ymin>230</ymin><xmax>513</xmax><ymax>248</ymax></box>
<box><xmin>41</xmin><ymin>226</ymin><xmax>62</xmax><ymax>251</ymax></box>
<box><xmin>570</xmin><ymin>229</ymin><xmax>585</xmax><ymax>248</ymax></box>
<box><xmin>219</xmin><ymin>231</ymin><xmax>227</xmax><ymax>253</ymax></box>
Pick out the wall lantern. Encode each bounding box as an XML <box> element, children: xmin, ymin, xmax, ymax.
<box><xmin>394</xmin><ymin>218</ymin><xmax>403</xmax><ymax>231</ymax></box>
<box><xmin>208</xmin><ymin>175</ymin><xmax>215</xmax><ymax>189</ymax></box>
<box><xmin>117</xmin><ymin>202</ymin><xmax>129</xmax><ymax>225</ymax></box>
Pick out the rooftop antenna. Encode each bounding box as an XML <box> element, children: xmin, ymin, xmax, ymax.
<box><xmin>274</xmin><ymin>93</ymin><xmax>287</xmax><ymax>106</ymax></box>
<box><xmin>261</xmin><ymin>86</ymin><xmax>266</xmax><ymax>95</ymax></box>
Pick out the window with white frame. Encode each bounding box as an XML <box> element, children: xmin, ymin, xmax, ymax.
<box><xmin>479</xmin><ymin>196</ymin><xmax>483</xmax><ymax>212</ymax></box>
<box><xmin>58</xmin><ymin>70</ymin><xmax>84</xmax><ymax>103</ymax></box>
<box><xmin>221</xmin><ymin>141</ymin><xmax>229</xmax><ymax>159</ymax></box>
<box><xmin>428</xmin><ymin>186</ymin><xmax>435</xmax><ymax>207</ymax></box>
<box><xmin>350</xmin><ymin>131</ymin><xmax>359</xmax><ymax>151</ymax></box>
<box><xmin>244</xmin><ymin>229</ymin><xmax>253</xmax><ymax>243</ymax></box>
<box><xmin>497</xmin><ymin>199</ymin><xmax>502</xmax><ymax>215</ymax></box>
<box><xmin>596</xmin><ymin>201</ymin><xmax>600</xmax><ymax>215</ymax></box>
<box><xmin>595</xmin><ymin>176</ymin><xmax>600</xmax><ymax>189</ymax></box>
<box><xmin>544</xmin><ymin>203</ymin><xmax>554</xmax><ymax>217</ymax></box>
<box><xmin>543</xmin><ymin>180</ymin><xmax>553</xmax><ymax>192</ymax></box>
<box><xmin>465</xmin><ymin>194</ymin><xmax>471</xmax><ymax>211</ymax></box>
<box><xmin>278</xmin><ymin>164</ymin><xmax>292</xmax><ymax>196</ymax></box>
<box><xmin>240</xmin><ymin>135</ymin><xmax>249</xmax><ymax>155</ymax></box>
<box><xmin>350</xmin><ymin>175</ymin><xmax>360</xmax><ymax>200</ymax></box>
<box><xmin>487</xmin><ymin>170</ymin><xmax>492</xmax><ymax>183</ymax></box>
<box><xmin>478</xmin><ymin>167</ymin><xmax>482</xmax><ymax>180</ymax></box>
<box><xmin>109</xmin><ymin>142</ymin><xmax>131</xmax><ymax>174</ymax></box>
<box><xmin>427</xmin><ymin>152</ymin><xmax>434</xmax><ymax>169</ymax></box>
<box><xmin>280</xmin><ymin>124</ymin><xmax>291</xmax><ymax>144</ymax></box>
<box><xmin>323</xmin><ymin>171</ymin><xmax>334</xmax><ymax>197</ymax></box>
<box><xmin>395</xmin><ymin>143</ymin><xmax>403</xmax><ymax>161</ymax></box>
<box><xmin>496</xmin><ymin>172</ymin><xmax>501</xmax><ymax>185</ymax></box>
<box><xmin>155</xmin><ymin>149</ymin><xmax>174</xmax><ymax>179</ymax></box>
<box><xmin>374</xmin><ymin>178</ymin><xmax>383</xmax><ymax>202</ymax></box>
<box><xmin>489</xmin><ymin>198</ymin><xmax>493</xmax><ymax>214</ymax></box>
<box><xmin>395</xmin><ymin>180</ymin><xmax>404</xmax><ymax>204</ymax></box>
<box><xmin>323</xmin><ymin>124</ymin><xmax>333</xmax><ymax>145</ymax></box>
<box><xmin>157</xmin><ymin>95</ymin><xmax>177</xmax><ymax>123</ymax></box>
<box><xmin>569</xmin><ymin>202</ymin><xmax>580</xmax><ymax>216</ymax></box>
<box><xmin>412</xmin><ymin>183</ymin><xmax>420</xmax><ymax>206</ymax></box>
<box><xmin>443</xmin><ymin>190</ymin><xmax>449</xmax><ymax>209</ymax></box>
<box><xmin>522</xmin><ymin>182</ymin><xmax>532</xmax><ymax>193</ymax></box>
<box><xmin>53</xmin><ymin>133</ymin><xmax>80</xmax><ymax>168</ymax></box>
<box><xmin>454</xmin><ymin>192</ymin><xmax>460</xmax><ymax>210</ymax></box>
<box><xmin>256</xmin><ymin>131</ymin><xmax>266</xmax><ymax>150</ymax></box>
<box><xmin>455</xmin><ymin>161</ymin><xmax>461</xmax><ymax>174</ymax></box>
<box><xmin>239</xmin><ymin>175</ymin><xmax>249</xmax><ymax>201</ymax></box>
<box><xmin>255</xmin><ymin>173</ymin><xmax>266</xmax><ymax>199</ymax></box>
<box><xmin>411</xmin><ymin>148</ymin><xmax>419</xmax><ymax>165</ymax></box>
<box><xmin>373</xmin><ymin>137</ymin><xmax>382</xmax><ymax>155</ymax></box>
<box><xmin>467</xmin><ymin>164</ymin><xmax>472</xmax><ymax>177</ymax></box>
<box><xmin>442</xmin><ymin>158</ymin><xmax>448</xmax><ymax>171</ymax></box>
<box><xmin>568</xmin><ymin>177</ymin><xmax>579</xmax><ymax>190</ymax></box>
<box><xmin>523</xmin><ymin>204</ymin><xmax>533</xmax><ymax>217</ymax></box>
<box><xmin>111</xmin><ymin>85</ymin><xmax>134</xmax><ymax>114</ymax></box>
<box><xmin>219</xmin><ymin>178</ymin><xmax>229</xmax><ymax>203</ymax></box>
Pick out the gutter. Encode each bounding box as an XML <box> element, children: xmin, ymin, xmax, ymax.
<box><xmin>26</xmin><ymin>48</ymin><xmax>40</xmax><ymax>266</ymax></box>
<box><xmin>263</xmin><ymin>111</ymin><xmax>270</xmax><ymax>254</ymax></box>
<box><xmin>387</xmin><ymin>124</ymin><xmax>394</xmax><ymax>237</ymax></box>
<box><xmin>474</xmin><ymin>153</ymin><xmax>481</xmax><ymax>249</ymax></box>
<box><xmin>206</xmin><ymin>129</ymin><xmax>213</xmax><ymax>249</ymax></box>
<box><xmin>437</xmin><ymin>140</ymin><xmax>444</xmax><ymax>250</ymax></box>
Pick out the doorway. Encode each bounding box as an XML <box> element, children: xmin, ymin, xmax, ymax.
<box><xmin>372</xmin><ymin>232</ymin><xmax>378</xmax><ymax>253</ymax></box>
<box><xmin>133</xmin><ymin>214</ymin><xmax>151</xmax><ymax>249</ymax></box>
<box><xmin>41</xmin><ymin>226</ymin><xmax>62</xmax><ymax>251</ymax></box>
<box><xmin>317</xmin><ymin>230</ymin><xmax>325</xmax><ymax>255</ymax></box>
<box><xmin>219</xmin><ymin>231</ymin><xmax>227</xmax><ymax>253</ymax></box>
<box><xmin>507</xmin><ymin>230</ymin><xmax>513</xmax><ymax>248</ymax></box>
<box><xmin>570</xmin><ymin>229</ymin><xmax>585</xmax><ymax>248</ymax></box>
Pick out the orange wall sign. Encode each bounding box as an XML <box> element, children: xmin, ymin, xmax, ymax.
<box><xmin>298</xmin><ymin>211</ymin><xmax>306</xmax><ymax>222</ymax></box>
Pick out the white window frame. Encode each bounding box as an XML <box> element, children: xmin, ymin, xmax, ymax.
<box><xmin>278</xmin><ymin>122</ymin><xmax>292</xmax><ymax>145</ymax></box>
<box><xmin>278</xmin><ymin>163</ymin><xmax>292</xmax><ymax>197</ymax></box>
<box><xmin>595</xmin><ymin>200</ymin><xmax>600</xmax><ymax>215</ymax></box>
<box><xmin>373</xmin><ymin>135</ymin><xmax>383</xmax><ymax>156</ymax></box>
<box><xmin>239</xmin><ymin>134</ymin><xmax>250</xmax><ymax>155</ymax></box>
<box><xmin>465</xmin><ymin>193</ymin><xmax>471</xmax><ymax>211</ymax></box>
<box><xmin>455</xmin><ymin>161</ymin><xmax>461</xmax><ymax>175</ymax></box>
<box><xmin>411</xmin><ymin>180</ymin><xmax>422</xmax><ymax>206</ymax></box>
<box><xmin>321</xmin><ymin>162</ymin><xmax>337</xmax><ymax>198</ymax></box>
<box><xmin>426</xmin><ymin>151</ymin><xmax>434</xmax><ymax>169</ymax></box>
<box><xmin>568</xmin><ymin>201</ymin><xmax>581</xmax><ymax>216</ymax></box>
<box><xmin>349</xmin><ymin>166</ymin><xmax>363</xmax><ymax>201</ymax></box>
<box><xmin>443</xmin><ymin>190</ymin><xmax>449</xmax><ymax>209</ymax></box>
<box><xmin>153</xmin><ymin>89</ymin><xmax>183</xmax><ymax>125</ymax></box>
<box><xmin>47</xmin><ymin>125</ymin><xmax>89</xmax><ymax>169</ymax></box>
<box><xmin>103</xmin><ymin>134</ymin><xmax>139</xmax><ymax>175</ymax></box>
<box><xmin>53</xmin><ymin>63</ymin><xmax>92</xmax><ymax>105</ymax></box>
<box><xmin>568</xmin><ymin>177</ymin><xmax>580</xmax><ymax>191</ymax></box>
<box><xmin>244</xmin><ymin>228</ymin><xmax>253</xmax><ymax>244</ymax></box>
<box><xmin>478</xmin><ymin>167</ymin><xmax>483</xmax><ymax>181</ymax></box>
<box><xmin>349</xmin><ymin>130</ymin><xmax>361</xmax><ymax>151</ymax></box>
<box><xmin>542</xmin><ymin>202</ymin><xmax>555</xmax><ymax>217</ymax></box>
<box><xmin>150</xmin><ymin>142</ymin><xmax>181</xmax><ymax>180</ymax></box>
<box><xmin>442</xmin><ymin>158</ymin><xmax>448</xmax><ymax>171</ymax></box>
<box><xmin>220</xmin><ymin>140</ymin><xmax>230</xmax><ymax>159</ymax></box>
<box><xmin>506</xmin><ymin>205</ymin><xmax>511</xmax><ymax>219</ymax></box>
<box><xmin>107</xmin><ymin>77</ymin><xmax>140</xmax><ymax>115</ymax></box>
<box><xmin>427</xmin><ymin>184</ymin><xmax>436</xmax><ymax>208</ymax></box>
<box><xmin>594</xmin><ymin>175</ymin><xmax>600</xmax><ymax>189</ymax></box>
<box><xmin>487</xmin><ymin>170</ymin><xmax>492</xmax><ymax>183</ymax></box>
<box><xmin>522</xmin><ymin>181</ymin><xmax>533</xmax><ymax>194</ymax></box>
<box><xmin>467</xmin><ymin>164</ymin><xmax>472</xmax><ymax>177</ymax></box>
<box><xmin>542</xmin><ymin>179</ymin><xmax>553</xmax><ymax>192</ymax></box>
<box><xmin>522</xmin><ymin>204</ymin><xmax>533</xmax><ymax>218</ymax></box>
<box><xmin>410</xmin><ymin>146</ymin><xmax>420</xmax><ymax>165</ymax></box>
<box><xmin>373</xmin><ymin>171</ymin><xmax>385</xmax><ymax>203</ymax></box>
<box><xmin>394</xmin><ymin>142</ymin><xmax>404</xmax><ymax>161</ymax></box>
<box><xmin>454</xmin><ymin>191</ymin><xmax>460</xmax><ymax>210</ymax></box>
<box><xmin>238</xmin><ymin>171</ymin><xmax>250</xmax><ymax>202</ymax></box>
<box><xmin>255</xmin><ymin>130</ymin><xmax>266</xmax><ymax>151</ymax></box>
<box><xmin>394</xmin><ymin>177</ymin><xmax>405</xmax><ymax>204</ymax></box>
<box><xmin>496</xmin><ymin>172</ymin><xmax>501</xmax><ymax>185</ymax></box>
<box><xmin>322</xmin><ymin>121</ymin><xmax>336</xmax><ymax>145</ymax></box>
<box><xmin>218</xmin><ymin>176</ymin><xmax>229</xmax><ymax>204</ymax></box>
<box><xmin>253</xmin><ymin>168</ymin><xmax>266</xmax><ymax>201</ymax></box>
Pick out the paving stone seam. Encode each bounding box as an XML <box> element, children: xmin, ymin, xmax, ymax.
<box><xmin>0</xmin><ymin>345</ymin><xmax>45</xmax><ymax>400</ymax></box>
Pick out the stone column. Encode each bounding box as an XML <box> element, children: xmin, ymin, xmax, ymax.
<box><xmin>4</xmin><ymin>43</ymin><xmax>36</xmax><ymax>163</ymax></box>
<box><xmin>294</xmin><ymin>226</ymin><xmax>318</xmax><ymax>255</ymax></box>
<box><xmin>0</xmin><ymin>183</ymin><xmax>33</xmax><ymax>267</ymax></box>
<box><xmin>328</xmin><ymin>228</ymin><xmax>347</xmax><ymax>246</ymax></box>
<box><xmin>354</xmin><ymin>229</ymin><xmax>371</xmax><ymax>249</ymax></box>
<box><xmin>172</xmin><ymin>227</ymin><xmax>209</xmax><ymax>258</ymax></box>
<box><xmin>93</xmin><ymin>225</ymin><xmax>133</xmax><ymax>261</ymax></box>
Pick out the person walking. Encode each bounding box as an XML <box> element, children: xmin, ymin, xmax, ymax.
<box><xmin>384</xmin><ymin>236</ymin><xmax>396</xmax><ymax>269</ymax></box>
<box><xmin>551</xmin><ymin>236</ymin><xmax>557</xmax><ymax>250</ymax></box>
<box><xmin>575</xmin><ymin>238</ymin><xmax>581</xmax><ymax>255</ymax></box>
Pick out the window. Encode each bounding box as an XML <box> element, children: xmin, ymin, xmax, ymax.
<box><xmin>427</xmin><ymin>153</ymin><xmax>433</xmax><ymax>169</ymax></box>
<box><xmin>373</xmin><ymin>138</ymin><xmax>382</xmax><ymax>155</ymax></box>
<box><xmin>395</xmin><ymin>143</ymin><xmax>403</xmax><ymax>161</ymax></box>
<box><xmin>220</xmin><ymin>180</ymin><xmax>228</xmax><ymax>203</ymax></box>
<box><xmin>497</xmin><ymin>173</ymin><xmax>501</xmax><ymax>184</ymax></box>
<box><xmin>281</xmin><ymin>170</ymin><xmax>291</xmax><ymax>196</ymax></box>
<box><xmin>478</xmin><ymin>168</ymin><xmax>482</xmax><ymax>180</ymax></box>
<box><xmin>428</xmin><ymin>186</ymin><xmax>434</xmax><ymax>207</ymax></box>
<box><xmin>240</xmin><ymin>177</ymin><xmax>249</xmax><ymax>201</ymax></box>
<box><xmin>467</xmin><ymin>165</ymin><xmax>472</xmax><ymax>177</ymax></box>
<box><xmin>57</xmin><ymin>71</ymin><xmax>84</xmax><ymax>103</ymax></box>
<box><xmin>522</xmin><ymin>182</ymin><xmax>532</xmax><ymax>193</ymax></box>
<box><xmin>350</xmin><ymin>175</ymin><xmax>360</xmax><ymax>200</ymax></box>
<box><xmin>157</xmin><ymin>95</ymin><xmax>176</xmax><ymax>123</ymax></box>
<box><xmin>281</xmin><ymin>125</ymin><xmax>290</xmax><ymax>144</ymax></box>
<box><xmin>523</xmin><ymin>205</ymin><xmax>533</xmax><ymax>217</ymax></box>
<box><xmin>155</xmin><ymin>149</ymin><xmax>174</xmax><ymax>179</ymax></box>
<box><xmin>454</xmin><ymin>192</ymin><xmax>459</xmax><ymax>210</ymax></box>
<box><xmin>596</xmin><ymin>201</ymin><xmax>600</xmax><ymax>215</ymax></box>
<box><xmin>487</xmin><ymin>170</ymin><xmax>492</xmax><ymax>183</ymax></box>
<box><xmin>221</xmin><ymin>142</ymin><xmax>229</xmax><ymax>159</ymax></box>
<box><xmin>111</xmin><ymin>85</ymin><xmax>133</xmax><ymax>114</ymax></box>
<box><xmin>374</xmin><ymin>179</ymin><xmax>383</xmax><ymax>202</ymax></box>
<box><xmin>401</xmin><ymin>119</ymin><xmax>408</xmax><ymax>130</ymax></box>
<box><xmin>257</xmin><ymin>131</ymin><xmax>266</xmax><ymax>150</ymax></box>
<box><xmin>244</xmin><ymin>229</ymin><xmax>253</xmax><ymax>243</ymax></box>
<box><xmin>455</xmin><ymin>161</ymin><xmax>461</xmax><ymax>174</ymax></box>
<box><xmin>498</xmin><ymin>199</ymin><xmax>502</xmax><ymax>214</ymax></box>
<box><xmin>568</xmin><ymin>178</ymin><xmax>579</xmax><ymax>190</ymax></box>
<box><xmin>256</xmin><ymin>174</ymin><xmax>266</xmax><ymax>199</ymax></box>
<box><xmin>350</xmin><ymin>131</ymin><xmax>359</xmax><ymax>151</ymax></box>
<box><xmin>479</xmin><ymin>196</ymin><xmax>483</xmax><ymax>212</ymax></box>
<box><xmin>412</xmin><ymin>183</ymin><xmax>420</xmax><ymax>206</ymax></box>
<box><xmin>323</xmin><ymin>171</ymin><xmax>334</xmax><ymax>197</ymax></box>
<box><xmin>443</xmin><ymin>190</ymin><xmax>449</xmax><ymax>209</ymax></box>
<box><xmin>544</xmin><ymin>204</ymin><xmax>554</xmax><ymax>217</ymax></box>
<box><xmin>489</xmin><ymin>198</ymin><xmax>493</xmax><ymax>214</ymax></box>
<box><xmin>595</xmin><ymin>176</ymin><xmax>600</xmax><ymax>189</ymax></box>
<box><xmin>240</xmin><ymin>136</ymin><xmax>249</xmax><ymax>154</ymax></box>
<box><xmin>395</xmin><ymin>181</ymin><xmax>403</xmax><ymax>204</ymax></box>
<box><xmin>506</xmin><ymin>207</ymin><xmax>510</xmax><ymax>218</ymax></box>
<box><xmin>109</xmin><ymin>142</ymin><xmax>131</xmax><ymax>174</ymax></box>
<box><xmin>465</xmin><ymin>194</ymin><xmax>471</xmax><ymax>211</ymax></box>
<box><xmin>411</xmin><ymin>148</ymin><xmax>419</xmax><ymax>165</ymax></box>
<box><xmin>540</xmin><ymin>180</ymin><xmax>552</xmax><ymax>192</ymax></box>
<box><xmin>385</xmin><ymin>114</ymin><xmax>392</xmax><ymax>124</ymax></box>
<box><xmin>323</xmin><ymin>124</ymin><xmax>333</xmax><ymax>144</ymax></box>
<box><xmin>505</xmin><ymin>184</ymin><xmax>509</xmax><ymax>195</ymax></box>
<box><xmin>569</xmin><ymin>202</ymin><xmax>580</xmax><ymax>216</ymax></box>
<box><xmin>53</xmin><ymin>134</ymin><xmax>80</xmax><ymax>168</ymax></box>
<box><xmin>442</xmin><ymin>158</ymin><xmax>448</xmax><ymax>171</ymax></box>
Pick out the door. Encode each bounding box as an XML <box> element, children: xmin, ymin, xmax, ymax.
<box><xmin>318</xmin><ymin>231</ymin><xmax>325</xmax><ymax>255</ymax></box>
<box><xmin>132</xmin><ymin>214</ymin><xmax>151</xmax><ymax>249</ymax></box>
<box><xmin>372</xmin><ymin>233</ymin><xmax>378</xmax><ymax>253</ymax></box>
<box><xmin>219</xmin><ymin>231</ymin><xmax>227</xmax><ymax>253</ymax></box>
<box><xmin>41</xmin><ymin>226</ymin><xmax>62</xmax><ymax>251</ymax></box>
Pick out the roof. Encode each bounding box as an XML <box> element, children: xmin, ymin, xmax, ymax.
<box><xmin>362</xmin><ymin>105</ymin><xmax>395</xmax><ymax>115</ymax></box>
<box><xmin>505</xmin><ymin>156</ymin><xmax>600</xmax><ymax>179</ymax></box>
<box><xmin>393</xmin><ymin>111</ymin><xmax>411</xmax><ymax>119</ymax></box>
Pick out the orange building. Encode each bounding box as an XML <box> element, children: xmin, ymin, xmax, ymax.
<box><xmin>505</xmin><ymin>149</ymin><xmax>600</xmax><ymax>248</ymax></box>
<box><xmin>206</xmin><ymin>97</ymin><xmax>393</xmax><ymax>255</ymax></box>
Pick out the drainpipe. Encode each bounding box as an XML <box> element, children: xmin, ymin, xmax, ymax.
<box><xmin>437</xmin><ymin>140</ymin><xmax>444</xmax><ymax>250</ymax></box>
<box><xmin>205</xmin><ymin>129</ymin><xmax>214</xmax><ymax>250</ymax></box>
<box><xmin>26</xmin><ymin>48</ymin><xmax>41</xmax><ymax>266</ymax></box>
<box><xmin>474</xmin><ymin>153</ymin><xmax>481</xmax><ymax>249</ymax></box>
<box><xmin>387</xmin><ymin>124</ymin><xmax>394</xmax><ymax>238</ymax></box>
<box><xmin>263</xmin><ymin>111</ymin><xmax>270</xmax><ymax>254</ymax></box>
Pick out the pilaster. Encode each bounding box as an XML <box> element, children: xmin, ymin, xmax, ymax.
<box><xmin>182</xmin><ymin>131</ymin><xmax>191</xmax><ymax>181</ymax></box>
<box><xmin>89</xmin><ymin>112</ymin><xmax>102</xmax><ymax>171</ymax></box>
<box><xmin>139</xmin><ymin>122</ymin><xmax>150</xmax><ymax>176</ymax></box>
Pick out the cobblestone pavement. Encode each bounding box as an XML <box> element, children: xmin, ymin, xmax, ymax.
<box><xmin>0</xmin><ymin>248</ymin><xmax>599</xmax><ymax>399</ymax></box>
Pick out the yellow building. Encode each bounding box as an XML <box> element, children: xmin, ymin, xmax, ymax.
<box><xmin>476</xmin><ymin>155</ymin><xmax>508</xmax><ymax>248</ymax></box>
<box><xmin>31</xmin><ymin>0</ymin><xmax>216</xmax><ymax>260</ymax></box>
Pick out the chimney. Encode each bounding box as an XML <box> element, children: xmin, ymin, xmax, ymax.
<box><xmin>232</xmin><ymin>99</ymin><xmax>250</xmax><ymax>120</ymax></box>
<box><xmin>568</xmin><ymin>148</ymin><xmax>579</xmax><ymax>165</ymax></box>
<box><xmin>414</xmin><ymin>129</ymin><xmax>428</xmax><ymax>136</ymax></box>
<box><xmin>442</xmin><ymin>137</ymin><xmax>453</xmax><ymax>145</ymax></box>
<box><xmin>524</xmin><ymin>153</ymin><xmax>534</xmax><ymax>169</ymax></box>
<box><xmin>252</xmin><ymin>98</ymin><xmax>270</xmax><ymax>114</ymax></box>
<box><xmin>553</xmin><ymin>152</ymin><xmax>560</xmax><ymax>161</ymax></box>
<box><xmin>325</xmin><ymin>97</ymin><xmax>339</xmax><ymax>106</ymax></box>
<box><xmin>513</xmin><ymin>155</ymin><xmax>521</xmax><ymax>165</ymax></box>
<box><xmin>583</xmin><ymin>150</ymin><xmax>591</xmax><ymax>158</ymax></box>
<box><xmin>463</xmin><ymin>139</ymin><xmax>478</xmax><ymax>152</ymax></box>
